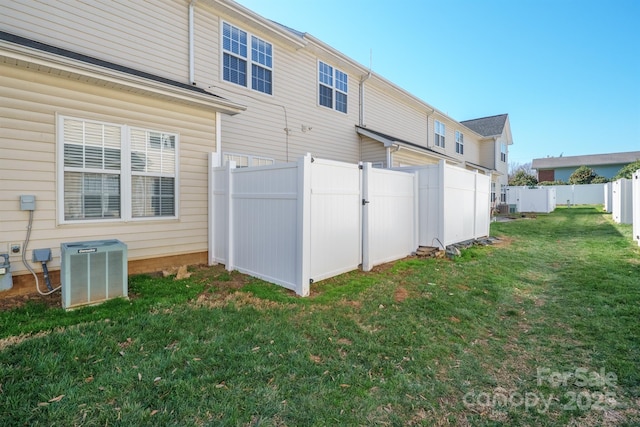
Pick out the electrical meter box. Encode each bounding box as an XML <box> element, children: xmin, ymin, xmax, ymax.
<box><xmin>20</xmin><ymin>195</ymin><xmax>36</xmax><ymax>211</ymax></box>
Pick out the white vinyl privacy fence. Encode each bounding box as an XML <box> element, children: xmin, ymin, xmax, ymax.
<box><xmin>553</xmin><ymin>183</ymin><xmax>605</xmax><ymax>205</ymax></box>
<box><xmin>633</xmin><ymin>170</ymin><xmax>640</xmax><ymax>246</ymax></box>
<box><xmin>506</xmin><ymin>187</ymin><xmax>557</xmax><ymax>213</ymax></box>
<box><xmin>208</xmin><ymin>154</ymin><xmax>417</xmax><ymax>296</ymax></box>
<box><xmin>604</xmin><ymin>183</ymin><xmax>613</xmax><ymax>213</ymax></box>
<box><xmin>394</xmin><ymin>161</ymin><xmax>491</xmax><ymax>248</ymax></box>
<box><xmin>507</xmin><ymin>184</ymin><xmax>605</xmax><ymax>212</ymax></box>
<box><xmin>612</xmin><ymin>178</ymin><xmax>633</xmax><ymax>224</ymax></box>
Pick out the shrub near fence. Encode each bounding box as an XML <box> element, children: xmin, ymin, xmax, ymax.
<box><xmin>208</xmin><ymin>154</ymin><xmax>417</xmax><ymax>296</ymax></box>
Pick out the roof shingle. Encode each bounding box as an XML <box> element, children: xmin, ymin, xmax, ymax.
<box><xmin>460</xmin><ymin>114</ymin><xmax>508</xmax><ymax>137</ymax></box>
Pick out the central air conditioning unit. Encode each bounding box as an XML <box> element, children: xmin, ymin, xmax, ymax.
<box><xmin>60</xmin><ymin>239</ymin><xmax>128</xmax><ymax>310</ymax></box>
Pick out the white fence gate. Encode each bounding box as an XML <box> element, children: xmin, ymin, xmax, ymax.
<box><xmin>209</xmin><ymin>154</ymin><xmax>417</xmax><ymax>296</ymax></box>
<box><xmin>362</xmin><ymin>164</ymin><xmax>418</xmax><ymax>270</ymax></box>
<box><xmin>394</xmin><ymin>161</ymin><xmax>491</xmax><ymax>248</ymax></box>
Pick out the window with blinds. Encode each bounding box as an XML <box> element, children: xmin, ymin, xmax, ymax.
<box><xmin>435</xmin><ymin>120</ymin><xmax>446</xmax><ymax>148</ymax></box>
<box><xmin>318</xmin><ymin>61</ymin><xmax>348</xmax><ymax>113</ymax></box>
<box><xmin>130</xmin><ymin>130</ymin><xmax>176</xmax><ymax>217</ymax></box>
<box><xmin>222</xmin><ymin>21</ymin><xmax>273</xmax><ymax>95</ymax></box>
<box><xmin>59</xmin><ymin>116</ymin><xmax>178</xmax><ymax>222</ymax></box>
<box><xmin>63</xmin><ymin>119</ymin><xmax>122</xmax><ymax>220</ymax></box>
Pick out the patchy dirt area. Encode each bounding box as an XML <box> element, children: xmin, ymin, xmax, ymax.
<box><xmin>0</xmin><ymin>291</ymin><xmax>61</xmax><ymax>312</ymax></box>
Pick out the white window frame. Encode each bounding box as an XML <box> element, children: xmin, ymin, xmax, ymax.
<box><xmin>500</xmin><ymin>142</ymin><xmax>507</xmax><ymax>162</ymax></box>
<box><xmin>57</xmin><ymin>115</ymin><xmax>179</xmax><ymax>224</ymax></box>
<box><xmin>221</xmin><ymin>21</ymin><xmax>273</xmax><ymax>95</ymax></box>
<box><xmin>435</xmin><ymin>120</ymin><xmax>446</xmax><ymax>148</ymax></box>
<box><xmin>222</xmin><ymin>152</ymin><xmax>275</xmax><ymax>168</ymax></box>
<box><xmin>455</xmin><ymin>131</ymin><xmax>464</xmax><ymax>155</ymax></box>
<box><xmin>318</xmin><ymin>60</ymin><xmax>348</xmax><ymax>113</ymax></box>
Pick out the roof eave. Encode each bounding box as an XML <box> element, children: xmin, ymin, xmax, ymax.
<box><xmin>0</xmin><ymin>39</ymin><xmax>246</xmax><ymax>115</ymax></box>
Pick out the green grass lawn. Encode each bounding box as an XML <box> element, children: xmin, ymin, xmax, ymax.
<box><xmin>1</xmin><ymin>206</ymin><xmax>638</xmax><ymax>426</ymax></box>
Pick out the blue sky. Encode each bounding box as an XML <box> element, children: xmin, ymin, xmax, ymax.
<box><xmin>234</xmin><ymin>0</ymin><xmax>640</xmax><ymax>168</ymax></box>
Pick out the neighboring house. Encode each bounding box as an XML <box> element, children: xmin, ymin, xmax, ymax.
<box><xmin>532</xmin><ymin>151</ymin><xmax>640</xmax><ymax>182</ymax></box>
<box><xmin>0</xmin><ymin>0</ymin><xmax>512</xmax><ymax>292</ymax></box>
<box><xmin>460</xmin><ymin>114</ymin><xmax>513</xmax><ymax>203</ymax></box>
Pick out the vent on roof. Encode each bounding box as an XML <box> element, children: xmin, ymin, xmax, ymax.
<box><xmin>60</xmin><ymin>240</ymin><xmax>127</xmax><ymax>309</ymax></box>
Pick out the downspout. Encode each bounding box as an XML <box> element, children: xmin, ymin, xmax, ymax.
<box><xmin>189</xmin><ymin>0</ymin><xmax>196</xmax><ymax>84</ymax></box>
<box><xmin>425</xmin><ymin>108</ymin><xmax>434</xmax><ymax>148</ymax></box>
<box><xmin>359</xmin><ymin>71</ymin><xmax>371</xmax><ymax>126</ymax></box>
<box><xmin>359</xmin><ymin>71</ymin><xmax>371</xmax><ymax>165</ymax></box>
<box><xmin>386</xmin><ymin>143</ymin><xmax>400</xmax><ymax>168</ymax></box>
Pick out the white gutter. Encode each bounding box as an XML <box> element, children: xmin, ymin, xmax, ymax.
<box><xmin>189</xmin><ymin>0</ymin><xmax>196</xmax><ymax>84</ymax></box>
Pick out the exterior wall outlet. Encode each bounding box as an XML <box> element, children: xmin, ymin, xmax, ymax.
<box><xmin>10</xmin><ymin>243</ymin><xmax>21</xmax><ymax>255</ymax></box>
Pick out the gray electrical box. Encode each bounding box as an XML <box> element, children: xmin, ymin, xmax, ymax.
<box><xmin>20</xmin><ymin>195</ymin><xmax>36</xmax><ymax>211</ymax></box>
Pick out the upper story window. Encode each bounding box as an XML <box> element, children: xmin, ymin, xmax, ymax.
<box><xmin>60</xmin><ymin>116</ymin><xmax>178</xmax><ymax>223</ymax></box>
<box><xmin>222</xmin><ymin>22</ymin><xmax>273</xmax><ymax>95</ymax></box>
<box><xmin>500</xmin><ymin>142</ymin><xmax>507</xmax><ymax>162</ymax></box>
<box><xmin>435</xmin><ymin>120</ymin><xmax>445</xmax><ymax>148</ymax></box>
<box><xmin>318</xmin><ymin>61</ymin><xmax>348</xmax><ymax>113</ymax></box>
<box><xmin>455</xmin><ymin>131</ymin><xmax>464</xmax><ymax>155</ymax></box>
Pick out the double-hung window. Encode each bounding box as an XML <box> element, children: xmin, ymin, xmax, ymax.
<box><xmin>500</xmin><ymin>142</ymin><xmax>507</xmax><ymax>162</ymax></box>
<box><xmin>222</xmin><ymin>22</ymin><xmax>272</xmax><ymax>95</ymax></box>
<box><xmin>455</xmin><ymin>131</ymin><xmax>464</xmax><ymax>155</ymax></box>
<box><xmin>60</xmin><ymin>116</ymin><xmax>178</xmax><ymax>223</ymax></box>
<box><xmin>318</xmin><ymin>61</ymin><xmax>348</xmax><ymax>113</ymax></box>
<box><xmin>435</xmin><ymin>120</ymin><xmax>446</xmax><ymax>148</ymax></box>
<box><xmin>130</xmin><ymin>129</ymin><xmax>176</xmax><ymax>217</ymax></box>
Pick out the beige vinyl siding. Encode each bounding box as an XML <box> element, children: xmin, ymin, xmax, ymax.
<box><xmin>479</xmin><ymin>140</ymin><xmax>497</xmax><ymax>170</ymax></box>
<box><xmin>459</xmin><ymin>131</ymin><xmax>481</xmax><ymax>164</ymax></box>
<box><xmin>1</xmin><ymin>63</ymin><xmax>216</xmax><ymax>275</ymax></box>
<box><xmin>392</xmin><ymin>149</ymin><xmax>440</xmax><ymax>167</ymax></box>
<box><xmin>194</xmin><ymin>4</ymin><xmax>361</xmax><ymax>164</ymax></box>
<box><xmin>359</xmin><ymin>138</ymin><xmax>387</xmax><ymax>166</ymax></box>
<box><xmin>0</xmin><ymin>0</ymin><xmax>189</xmax><ymax>82</ymax></box>
<box><xmin>363</xmin><ymin>83</ymin><xmax>428</xmax><ymax>146</ymax></box>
